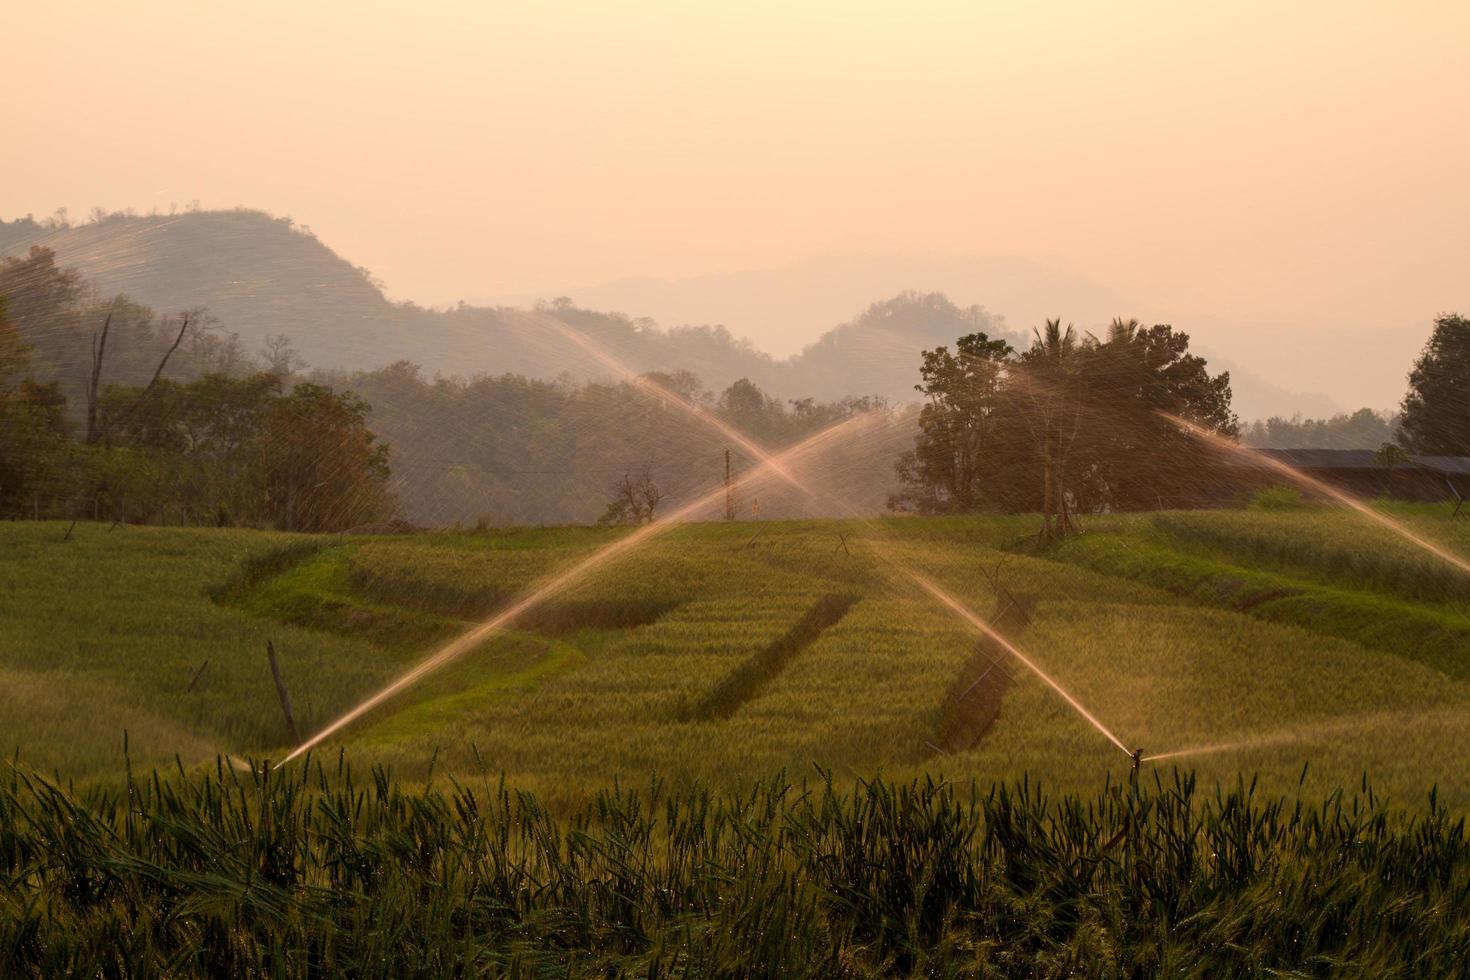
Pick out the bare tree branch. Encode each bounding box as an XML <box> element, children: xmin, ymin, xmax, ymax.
<box><xmin>110</xmin><ymin>313</ymin><xmax>193</xmax><ymax>437</ymax></box>
<box><xmin>144</xmin><ymin>313</ymin><xmax>190</xmax><ymax>393</ymax></box>
<box><xmin>84</xmin><ymin>312</ymin><xmax>113</xmax><ymax>445</ymax></box>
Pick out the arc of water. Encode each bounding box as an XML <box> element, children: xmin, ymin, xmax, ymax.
<box><xmin>909</xmin><ymin>574</ymin><xmax>1132</xmax><ymax>754</ymax></box>
<box><xmin>1159</xmin><ymin>411</ymin><xmax>1470</xmax><ymax>580</ymax></box>
<box><xmin>276</xmin><ymin>411</ymin><xmax>881</xmax><ymax>766</ymax></box>
<box><xmin>537</xmin><ymin>313</ymin><xmax>1136</xmax><ymax>758</ymax></box>
<box><xmin>1141</xmin><ymin>707</ymin><xmax>1470</xmax><ymax>765</ymax></box>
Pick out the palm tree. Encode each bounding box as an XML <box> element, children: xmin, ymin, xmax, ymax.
<box><xmin>1024</xmin><ymin>319</ymin><xmax>1081</xmax><ymax>541</ymax></box>
<box><xmin>1033</xmin><ymin>318</ymin><xmax>1079</xmax><ymax>362</ymax></box>
<box><xmin>1106</xmin><ymin>316</ymin><xmax>1141</xmax><ymax>345</ymax></box>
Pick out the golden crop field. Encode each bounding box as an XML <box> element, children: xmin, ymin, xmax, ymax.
<box><xmin>6</xmin><ymin>506</ymin><xmax>1470</xmax><ymax>811</ymax></box>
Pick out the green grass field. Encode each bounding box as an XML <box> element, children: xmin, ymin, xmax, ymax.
<box><xmin>5</xmin><ymin>503</ymin><xmax>1470</xmax><ymax>811</ymax></box>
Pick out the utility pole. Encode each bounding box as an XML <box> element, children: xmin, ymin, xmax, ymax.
<box><xmin>724</xmin><ymin>449</ymin><xmax>735</xmax><ymax>521</ymax></box>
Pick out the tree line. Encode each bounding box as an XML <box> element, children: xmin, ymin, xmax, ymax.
<box><xmin>0</xmin><ymin>247</ymin><xmax>888</xmax><ymax>528</ymax></box>
<box><xmin>6</xmin><ymin>240</ymin><xmax>1466</xmax><ymax>531</ymax></box>
<box><xmin>890</xmin><ymin>312</ymin><xmax>1470</xmax><ymax>528</ymax></box>
<box><xmin>1241</xmin><ymin>408</ymin><xmax>1398</xmax><ymax>450</ymax></box>
<box><xmin>0</xmin><ymin>248</ymin><xmax>392</xmax><ymax>530</ymax></box>
<box><xmin>1239</xmin><ymin>315</ymin><xmax>1470</xmax><ymax>460</ymax></box>
<box><xmin>327</xmin><ymin>361</ymin><xmax>890</xmax><ymax>527</ymax></box>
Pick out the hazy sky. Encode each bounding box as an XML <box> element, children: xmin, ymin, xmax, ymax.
<box><xmin>8</xmin><ymin>2</ymin><xmax>1468</xmax><ymax>352</ymax></box>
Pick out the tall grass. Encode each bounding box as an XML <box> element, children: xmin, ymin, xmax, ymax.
<box><xmin>1055</xmin><ymin>531</ymin><xmax>1470</xmax><ymax>681</ymax></box>
<box><xmin>1155</xmin><ymin>508</ymin><xmax>1470</xmax><ymax>609</ymax></box>
<box><xmin>10</xmin><ymin>518</ymin><xmax>1470</xmax><ymax>812</ymax></box>
<box><xmin>2</xmin><ymin>762</ymin><xmax>1468</xmax><ymax>975</ymax></box>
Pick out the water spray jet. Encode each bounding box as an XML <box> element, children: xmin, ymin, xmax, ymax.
<box><xmin>275</xmin><ymin>410</ymin><xmax>881</xmax><ymax>767</ymax></box>
<box><xmin>536</xmin><ymin>313</ymin><xmax>808</xmax><ymax>492</ymax></box>
<box><xmin>526</xmin><ymin>318</ymin><xmax>1139</xmax><ymax>760</ymax></box>
<box><xmin>1138</xmin><ymin>707</ymin><xmax>1465</xmax><ymax>765</ymax></box>
<box><xmin>1159</xmin><ymin>410</ymin><xmax>1470</xmax><ymax>581</ymax></box>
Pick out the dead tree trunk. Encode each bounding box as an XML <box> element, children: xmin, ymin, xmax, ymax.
<box><xmin>143</xmin><ymin>313</ymin><xmax>190</xmax><ymax>392</ymax></box>
<box><xmin>84</xmin><ymin>312</ymin><xmax>113</xmax><ymax>445</ymax></box>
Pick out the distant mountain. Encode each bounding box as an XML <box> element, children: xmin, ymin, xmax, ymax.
<box><xmin>1191</xmin><ymin>348</ymin><xmax>1342</xmax><ymax>420</ymax></box>
<box><xmin>0</xmin><ymin>210</ymin><xmax>408</xmax><ymax>369</ymax></box>
<box><xmin>0</xmin><ymin>209</ymin><xmax>1342</xmax><ymax>415</ymax></box>
<box><xmin>494</xmin><ymin>252</ymin><xmax>1122</xmax><ymax>358</ymax></box>
<box><xmin>0</xmin><ymin>211</ymin><xmax>1017</xmax><ymax>401</ymax></box>
<box><xmin>1166</xmin><ymin>313</ymin><xmax>1412</xmax><ymax>418</ymax></box>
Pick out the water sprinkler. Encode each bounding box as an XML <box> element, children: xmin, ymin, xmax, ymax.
<box><xmin>1158</xmin><ymin>409</ymin><xmax>1470</xmax><ymax>581</ymax></box>
<box><xmin>550</xmin><ymin>317</ymin><xmax>1143</xmax><ymax>760</ymax></box>
<box><xmin>275</xmin><ymin>412</ymin><xmax>878</xmax><ymax>767</ymax></box>
<box><xmin>1130</xmin><ymin>748</ymin><xmax>1143</xmax><ymax>777</ymax></box>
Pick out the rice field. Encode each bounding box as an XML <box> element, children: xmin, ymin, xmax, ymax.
<box><xmin>4</xmin><ymin>505</ymin><xmax>1470</xmax><ymax>812</ymax></box>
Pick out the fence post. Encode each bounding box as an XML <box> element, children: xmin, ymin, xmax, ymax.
<box><xmin>265</xmin><ymin>641</ymin><xmax>302</xmax><ymax>745</ymax></box>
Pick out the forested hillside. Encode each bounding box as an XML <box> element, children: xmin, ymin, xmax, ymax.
<box><xmin>5</xmin><ymin>208</ymin><xmax>1422</xmax><ymax>528</ymax></box>
<box><xmin>0</xmin><ymin>242</ymin><xmax>907</xmax><ymax>526</ymax></box>
<box><xmin>0</xmin><ymin>210</ymin><xmax>1021</xmax><ymax>403</ymax></box>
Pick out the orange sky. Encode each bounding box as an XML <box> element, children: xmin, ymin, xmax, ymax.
<box><xmin>7</xmin><ymin>1</ymin><xmax>1468</xmax><ymax>352</ymax></box>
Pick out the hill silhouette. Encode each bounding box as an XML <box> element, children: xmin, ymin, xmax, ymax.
<box><xmin>0</xmin><ymin>210</ymin><xmax>1018</xmax><ymax>403</ymax></box>
<box><xmin>0</xmin><ymin>208</ymin><xmax>1332</xmax><ymax>414</ymax></box>
<box><xmin>498</xmin><ymin>251</ymin><xmax>1121</xmax><ymax>358</ymax></box>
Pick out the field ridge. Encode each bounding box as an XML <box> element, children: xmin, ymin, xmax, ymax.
<box><xmin>1051</xmin><ymin>532</ymin><xmax>1470</xmax><ymax>680</ymax></box>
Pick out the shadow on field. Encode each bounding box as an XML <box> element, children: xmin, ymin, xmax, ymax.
<box><xmin>680</xmin><ymin>594</ymin><xmax>859</xmax><ymax>721</ymax></box>
<box><xmin>214</xmin><ymin>539</ymin><xmax>684</xmax><ymax>647</ymax></box>
<box><xmin>931</xmin><ymin>592</ymin><xmax>1035</xmax><ymax>754</ymax></box>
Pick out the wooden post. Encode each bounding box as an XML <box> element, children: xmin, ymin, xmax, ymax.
<box><xmin>265</xmin><ymin>641</ymin><xmax>301</xmax><ymax>745</ymax></box>
<box><xmin>724</xmin><ymin>449</ymin><xmax>734</xmax><ymax>521</ymax></box>
<box><xmin>186</xmin><ymin>659</ymin><xmax>210</xmax><ymax>693</ymax></box>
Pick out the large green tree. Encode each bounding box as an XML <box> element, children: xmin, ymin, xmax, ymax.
<box><xmin>891</xmin><ymin>317</ymin><xmax>1237</xmax><ymax>523</ymax></box>
<box><xmin>101</xmin><ymin>372</ymin><xmax>287</xmax><ymax>524</ymax></box>
<box><xmin>890</xmin><ymin>332</ymin><xmax>1015</xmax><ymax>514</ymax></box>
<box><xmin>1398</xmin><ymin>314</ymin><xmax>1470</xmax><ymax>456</ymax></box>
<box><xmin>0</xmin><ymin>297</ymin><xmax>72</xmax><ymax>511</ymax></box>
<box><xmin>1017</xmin><ymin>319</ymin><xmax>1083</xmax><ymax>539</ymax></box>
<box><xmin>1071</xmin><ymin>319</ymin><xmax>1237</xmax><ymax>511</ymax></box>
<box><xmin>0</xmin><ymin>297</ymin><xmax>28</xmax><ymax>387</ymax></box>
<box><xmin>259</xmin><ymin>383</ymin><xmax>394</xmax><ymax>532</ymax></box>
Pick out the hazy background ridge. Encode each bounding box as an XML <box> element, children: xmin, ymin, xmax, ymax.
<box><xmin>5</xmin><ymin>0</ymin><xmax>1464</xmax><ymax>418</ymax></box>
<box><xmin>0</xmin><ymin>210</ymin><xmax>1359</xmax><ymax>417</ymax></box>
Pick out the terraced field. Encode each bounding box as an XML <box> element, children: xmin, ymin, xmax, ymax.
<box><xmin>5</xmin><ymin>505</ymin><xmax>1470</xmax><ymax>807</ymax></box>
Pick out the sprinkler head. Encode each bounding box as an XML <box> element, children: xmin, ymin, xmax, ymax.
<box><xmin>1130</xmin><ymin>748</ymin><xmax>1143</xmax><ymax>773</ymax></box>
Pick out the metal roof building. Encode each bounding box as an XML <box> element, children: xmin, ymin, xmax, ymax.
<box><xmin>1228</xmin><ymin>448</ymin><xmax>1470</xmax><ymax>503</ymax></box>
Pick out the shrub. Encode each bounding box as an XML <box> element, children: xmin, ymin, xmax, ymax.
<box><xmin>1249</xmin><ymin>484</ymin><xmax>1305</xmax><ymax>510</ymax></box>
